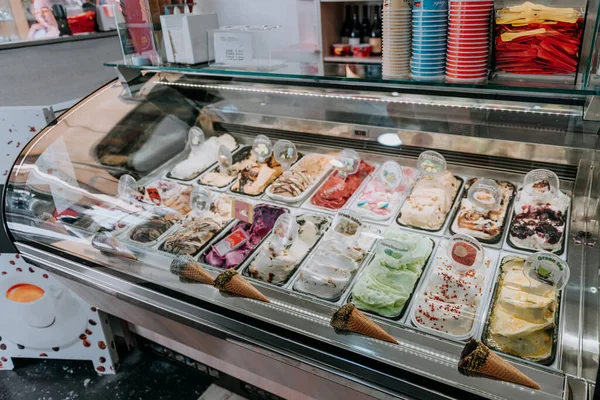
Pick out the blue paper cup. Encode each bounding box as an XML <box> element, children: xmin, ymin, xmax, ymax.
<box><xmin>413</xmin><ymin>0</ymin><xmax>448</xmax><ymax>11</ymax></box>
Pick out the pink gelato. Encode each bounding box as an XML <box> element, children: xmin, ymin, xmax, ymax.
<box><xmin>353</xmin><ymin>167</ymin><xmax>417</xmax><ymax>218</ymax></box>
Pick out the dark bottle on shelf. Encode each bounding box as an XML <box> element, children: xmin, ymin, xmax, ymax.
<box><xmin>370</xmin><ymin>5</ymin><xmax>382</xmax><ymax>56</ymax></box>
<box><xmin>340</xmin><ymin>5</ymin><xmax>351</xmax><ymax>44</ymax></box>
<box><xmin>361</xmin><ymin>5</ymin><xmax>370</xmax><ymax>44</ymax></box>
<box><xmin>349</xmin><ymin>6</ymin><xmax>362</xmax><ymax>46</ymax></box>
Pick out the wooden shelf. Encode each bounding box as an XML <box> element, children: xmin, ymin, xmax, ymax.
<box><xmin>323</xmin><ymin>56</ymin><xmax>382</xmax><ymax>64</ymax></box>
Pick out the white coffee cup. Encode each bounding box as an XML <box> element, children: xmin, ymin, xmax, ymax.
<box><xmin>5</xmin><ymin>283</ymin><xmax>63</xmax><ymax>328</ymax></box>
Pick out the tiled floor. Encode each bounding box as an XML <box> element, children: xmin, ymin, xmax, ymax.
<box><xmin>0</xmin><ymin>349</ymin><xmax>212</xmax><ymax>400</ymax></box>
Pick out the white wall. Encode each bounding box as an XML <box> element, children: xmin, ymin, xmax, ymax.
<box><xmin>200</xmin><ymin>0</ymin><xmax>317</xmax><ymax>51</ymax></box>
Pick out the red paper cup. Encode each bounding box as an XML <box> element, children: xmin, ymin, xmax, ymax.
<box><xmin>448</xmin><ymin>27</ymin><xmax>490</xmax><ymax>33</ymax></box>
<box><xmin>446</xmin><ymin>67</ymin><xmax>487</xmax><ymax>75</ymax></box>
<box><xmin>447</xmin><ymin>54</ymin><xmax>488</xmax><ymax>61</ymax></box>
<box><xmin>449</xmin><ymin>22</ymin><xmax>491</xmax><ymax>28</ymax></box>
<box><xmin>446</xmin><ymin>61</ymin><xmax>488</xmax><ymax>69</ymax></box>
<box><xmin>449</xmin><ymin>10</ymin><xmax>492</xmax><ymax>16</ymax></box>
<box><xmin>447</xmin><ymin>49</ymin><xmax>489</xmax><ymax>56</ymax></box>
<box><xmin>449</xmin><ymin>4</ymin><xmax>493</xmax><ymax>11</ymax></box>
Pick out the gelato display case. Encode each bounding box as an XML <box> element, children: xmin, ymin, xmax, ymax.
<box><xmin>2</xmin><ymin>71</ymin><xmax>600</xmax><ymax>400</ymax></box>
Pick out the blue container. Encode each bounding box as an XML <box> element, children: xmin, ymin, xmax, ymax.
<box><xmin>413</xmin><ymin>0</ymin><xmax>448</xmax><ymax>11</ymax></box>
<box><xmin>412</xmin><ymin>42</ymin><xmax>447</xmax><ymax>50</ymax></box>
<box><xmin>410</xmin><ymin>70</ymin><xmax>446</xmax><ymax>77</ymax></box>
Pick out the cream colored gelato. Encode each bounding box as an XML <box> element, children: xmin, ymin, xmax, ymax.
<box><xmin>485</xmin><ymin>256</ymin><xmax>557</xmax><ymax>362</ymax></box>
<box><xmin>398</xmin><ymin>171</ymin><xmax>461</xmax><ymax>230</ymax></box>
<box><xmin>170</xmin><ymin>134</ymin><xmax>237</xmax><ymax>180</ymax></box>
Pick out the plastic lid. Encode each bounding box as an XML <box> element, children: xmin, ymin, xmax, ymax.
<box><xmin>118</xmin><ymin>174</ymin><xmax>138</xmax><ymax>201</ymax></box>
<box><xmin>330</xmin><ymin>149</ymin><xmax>361</xmax><ymax>179</ymax></box>
<box><xmin>446</xmin><ymin>234</ymin><xmax>484</xmax><ymax>272</ymax></box>
<box><xmin>523</xmin><ymin>252</ymin><xmax>570</xmax><ymax>291</ymax></box>
<box><xmin>190</xmin><ymin>186</ymin><xmax>212</xmax><ymax>214</ymax></box>
<box><xmin>417</xmin><ymin>150</ymin><xmax>446</xmax><ymax>178</ymax></box>
<box><xmin>270</xmin><ymin>214</ymin><xmax>298</xmax><ymax>253</ymax></box>
<box><xmin>252</xmin><ymin>134</ymin><xmax>273</xmax><ymax>162</ymax></box>
<box><xmin>378</xmin><ymin>239</ymin><xmax>415</xmax><ymax>265</ymax></box>
<box><xmin>188</xmin><ymin>127</ymin><xmax>205</xmax><ymax>150</ymax></box>
<box><xmin>332</xmin><ymin>210</ymin><xmax>363</xmax><ymax>239</ymax></box>
<box><xmin>523</xmin><ymin>169</ymin><xmax>559</xmax><ymax>204</ymax></box>
<box><xmin>467</xmin><ymin>178</ymin><xmax>501</xmax><ymax>211</ymax></box>
<box><xmin>273</xmin><ymin>140</ymin><xmax>298</xmax><ymax>170</ymax></box>
<box><xmin>380</xmin><ymin>160</ymin><xmax>404</xmax><ymax>188</ymax></box>
<box><xmin>218</xmin><ymin>144</ymin><xmax>233</xmax><ymax>172</ymax></box>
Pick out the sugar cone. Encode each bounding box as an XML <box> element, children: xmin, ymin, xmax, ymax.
<box><xmin>458</xmin><ymin>339</ymin><xmax>541</xmax><ymax>390</ymax></box>
<box><xmin>331</xmin><ymin>303</ymin><xmax>398</xmax><ymax>344</ymax></box>
<box><xmin>214</xmin><ymin>270</ymin><xmax>270</xmax><ymax>303</ymax></box>
<box><xmin>170</xmin><ymin>255</ymin><xmax>214</xmax><ymax>284</ymax></box>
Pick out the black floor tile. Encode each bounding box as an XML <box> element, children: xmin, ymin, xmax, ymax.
<box><xmin>0</xmin><ymin>348</ymin><xmax>212</xmax><ymax>400</ymax></box>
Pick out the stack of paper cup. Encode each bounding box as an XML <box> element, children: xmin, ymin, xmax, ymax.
<box><xmin>411</xmin><ymin>0</ymin><xmax>448</xmax><ymax>81</ymax></box>
<box><xmin>382</xmin><ymin>0</ymin><xmax>412</xmax><ymax>79</ymax></box>
<box><xmin>446</xmin><ymin>0</ymin><xmax>493</xmax><ymax>83</ymax></box>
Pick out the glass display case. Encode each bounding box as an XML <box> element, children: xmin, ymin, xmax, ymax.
<box><xmin>3</xmin><ymin>70</ymin><xmax>599</xmax><ymax>399</ymax></box>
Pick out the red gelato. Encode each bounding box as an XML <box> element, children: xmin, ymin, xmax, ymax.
<box><xmin>310</xmin><ymin>161</ymin><xmax>375</xmax><ymax>209</ymax></box>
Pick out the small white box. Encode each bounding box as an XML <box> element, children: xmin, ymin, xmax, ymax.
<box><xmin>161</xmin><ymin>13</ymin><xmax>219</xmax><ymax>65</ymax></box>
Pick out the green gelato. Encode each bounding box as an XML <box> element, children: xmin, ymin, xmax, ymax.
<box><xmin>351</xmin><ymin>228</ymin><xmax>433</xmax><ymax>318</ymax></box>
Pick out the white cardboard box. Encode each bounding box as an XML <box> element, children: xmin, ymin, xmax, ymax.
<box><xmin>161</xmin><ymin>13</ymin><xmax>219</xmax><ymax>65</ymax></box>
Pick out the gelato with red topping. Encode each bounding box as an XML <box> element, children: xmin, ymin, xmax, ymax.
<box><xmin>413</xmin><ymin>240</ymin><xmax>492</xmax><ymax>337</ymax></box>
<box><xmin>310</xmin><ymin>161</ymin><xmax>375</xmax><ymax>210</ymax></box>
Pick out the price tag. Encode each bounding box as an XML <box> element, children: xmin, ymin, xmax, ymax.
<box><xmin>523</xmin><ymin>252</ymin><xmax>570</xmax><ymax>290</ymax></box>
<box><xmin>417</xmin><ymin>150</ymin><xmax>446</xmax><ymax>178</ymax></box>
<box><xmin>379</xmin><ymin>239</ymin><xmax>414</xmax><ymax>264</ymax></box>
<box><xmin>218</xmin><ymin>144</ymin><xmax>233</xmax><ymax>173</ymax></box>
<box><xmin>270</xmin><ymin>214</ymin><xmax>298</xmax><ymax>253</ymax></box>
<box><xmin>118</xmin><ymin>174</ymin><xmax>138</xmax><ymax>201</ymax></box>
<box><xmin>332</xmin><ymin>210</ymin><xmax>363</xmax><ymax>238</ymax></box>
<box><xmin>468</xmin><ymin>179</ymin><xmax>501</xmax><ymax>211</ymax></box>
<box><xmin>213</xmin><ymin>31</ymin><xmax>253</xmax><ymax>65</ymax></box>
<box><xmin>380</xmin><ymin>161</ymin><xmax>404</xmax><ymax>189</ymax></box>
<box><xmin>213</xmin><ymin>229</ymin><xmax>249</xmax><ymax>257</ymax></box>
<box><xmin>330</xmin><ymin>148</ymin><xmax>360</xmax><ymax>180</ymax></box>
<box><xmin>190</xmin><ymin>186</ymin><xmax>212</xmax><ymax>215</ymax></box>
<box><xmin>92</xmin><ymin>231</ymin><xmax>137</xmax><ymax>260</ymax></box>
<box><xmin>231</xmin><ymin>198</ymin><xmax>254</xmax><ymax>223</ymax></box>
<box><xmin>446</xmin><ymin>234</ymin><xmax>484</xmax><ymax>272</ymax></box>
<box><xmin>523</xmin><ymin>169</ymin><xmax>559</xmax><ymax>205</ymax></box>
<box><xmin>273</xmin><ymin>140</ymin><xmax>298</xmax><ymax>170</ymax></box>
<box><xmin>188</xmin><ymin>127</ymin><xmax>205</xmax><ymax>155</ymax></box>
<box><xmin>252</xmin><ymin>134</ymin><xmax>273</xmax><ymax>163</ymax></box>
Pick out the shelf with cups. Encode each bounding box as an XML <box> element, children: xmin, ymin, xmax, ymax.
<box><xmin>105</xmin><ymin>59</ymin><xmax>600</xmax><ymax>99</ymax></box>
<box><xmin>323</xmin><ymin>56</ymin><xmax>382</xmax><ymax>63</ymax></box>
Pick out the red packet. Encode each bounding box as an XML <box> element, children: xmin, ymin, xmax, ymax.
<box><xmin>214</xmin><ymin>229</ymin><xmax>249</xmax><ymax>257</ymax></box>
<box><xmin>146</xmin><ymin>187</ymin><xmax>162</xmax><ymax>205</ymax></box>
<box><xmin>232</xmin><ymin>199</ymin><xmax>254</xmax><ymax>223</ymax></box>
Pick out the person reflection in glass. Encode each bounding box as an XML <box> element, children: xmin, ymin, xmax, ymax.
<box><xmin>28</xmin><ymin>0</ymin><xmax>60</xmax><ymax>40</ymax></box>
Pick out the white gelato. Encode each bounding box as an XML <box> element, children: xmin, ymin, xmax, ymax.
<box><xmin>170</xmin><ymin>134</ymin><xmax>237</xmax><ymax>180</ymax></box>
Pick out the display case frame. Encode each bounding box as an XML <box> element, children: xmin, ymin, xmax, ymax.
<box><xmin>3</xmin><ymin>74</ymin><xmax>599</xmax><ymax>400</ymax></box>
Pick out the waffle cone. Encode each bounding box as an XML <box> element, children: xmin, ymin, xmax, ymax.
<box><xmin>214</xmin><ymin>270</ymin><xmax>269</xmax><ymax>302</ymax></box>
<box><xmin>458</xmin><ymin>339</ymin><xmax>540</xmax><ymax>390</ymax></box>
<box><xmin>180</xmin><ymin>264</ymin><xmax>214</xmax><ymax>285</ymax></box>
<box><xmin>331</xmin><ymin>303</ymin><xmax>398</xmax><ymax>344</ymax></box>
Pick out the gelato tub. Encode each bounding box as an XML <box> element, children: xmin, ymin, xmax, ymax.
<box><xmin>450</xmin><ymin>178</ymin><xmax>516</xmax><ymax>243</ymax></box>
<box><xmin>308</xmin><ymin>160</ymin><xmax>376</xmax><ymax>210</ymax></box>
<box><xmin>243</xmin><ymin>214</ymin><xmax>331</xmax><ymax>285</ymax></box>
<box><xmin>140</xmin><ymin>179</ymin><xmax>193</xmax><ymax>216</ymax></box>
<box><xmin>350</xmin><ymin>166</ymin><xmax>417</xmax><ymax>222</ymax></box>
<box><xmin>168</xmin><ymin>134</ymin><xmax>238</xmax><ymax>181</ymax></box>
<box><xmin>292</xmin><ymin>224</ymin><xmax>380</xmax><ymax>302</ymax></box>
<box><xmin>230</xmin><ymin>152</ymin><xmax>289</xmax><ymax>196</ymax></box>
<box><xmin>397</xmin><ymin>172</ymin><xmax>463</xmax><ymax>232</ymax></box>
<box><xmin>200</xmin><ymin>204</ymin><xmax>288</xmax><ymax>269</ymax></box>
<box><xmin>158</xmin><ymin>195</ymin><xmax>234</xmax><ymax>257</ymax></box>
<box><xmin>508</xmin><ymin>186</ymin><xmax>570</xmax><ymax>254</ymax></box>
<box><xmin>483</xmin><ymin>255</ymin><xmax>559</xmax><ymax>364</ymax></box>
<box><xmin>266</xmin><ymin>154</ymin><xmax>332</xmax><ymax>203</ymax></box>
<box><xmin>128</xmin><ymin>214</ymin><xmax>178</xmax><ymax>246</ymax></box>
<box><xmin>198</xmin><ymin>146</ymin><xmax>255</xmax><ymax>189</ymax></box>
<box><xmin>350</xmin><ymin>228</ymin><xmax>435</xmax><ymax>319</ymax></box>
<box><xmin>411</xmin><ymin>239</ymin><xmax>496</xmax><ymax>340</ymax></box>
